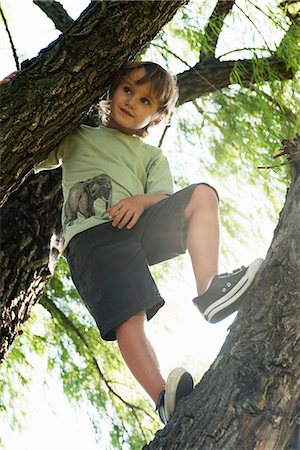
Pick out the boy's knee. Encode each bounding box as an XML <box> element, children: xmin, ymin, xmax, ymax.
<box><xmin>193</xmin><ymin>183</ymin><xmax>218</xmax><ymax>201</ymax></box>
<box><xmin>185</xmin><ymin>184</ymin><xmax>218</xmax><ymax>217</ymax></box>
<box><xmin>184</xmin><ymin>184</ymin><xmax>218</xmax><ymax>220</ymax></box>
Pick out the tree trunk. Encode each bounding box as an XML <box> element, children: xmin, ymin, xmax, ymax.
<box><xmin>144</xmin><ymin>138</ymin><xmax>300</xmax><ymax>449</ymax></box>
<box><xmin>0</xmin><ymin>170</ymin><xmax>62</xmax><ymax>361</ymax></box>
<box><xmin>0</xmin><ymin>0</ymin><xmax>188</xmax><ymax>206</ymax></box>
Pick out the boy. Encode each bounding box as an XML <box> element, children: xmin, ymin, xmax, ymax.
<box><xmin>35</xmin><ymin>61</ymin><xmax>262</xmax><ymax>424</ymax></box>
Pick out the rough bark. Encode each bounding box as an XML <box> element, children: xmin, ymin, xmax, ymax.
<box><xmin>0</xmin><ymin>0</ymin><xmax>188</xmax><ymax>206</ymax></box>
<box><xmin>144</xmin><ymin>138</ymin><xmax>300</xmax><ymax>449</ymax></box>
<box><xmin>32</xmin><ymin>0</ymin><xmax>74</xmax><ymax>32</ymax></box>
<box><xmin>0</xmin><ymin>170</ymin><xmax>62</xmax><ymax>361</ymax></box>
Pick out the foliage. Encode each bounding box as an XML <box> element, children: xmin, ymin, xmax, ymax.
<box><xmin>0</xmin><ymin>259</ymin><xmax>160</xmax><ymax>449</ymax></box>
<box><xmin>149</xmin><ymin>0</ymin><xmax>299</xmax><ymax>230</ymax></box>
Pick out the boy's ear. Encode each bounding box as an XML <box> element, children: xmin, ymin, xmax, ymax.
<box><xmin>152</xmin><ymin>116</ymin><xmax>164</xmax><ymax>127</ymax></box>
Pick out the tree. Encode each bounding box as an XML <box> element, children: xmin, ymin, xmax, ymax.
<box><xmin>1</xmin><ymin>0</ymin><xmax>299</xmax><ymax>448</ymax></box>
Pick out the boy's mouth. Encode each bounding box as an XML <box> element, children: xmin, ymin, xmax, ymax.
<box><xmin>120</xmin><ymin>107</ymin><xmax>134</xmax><ymax>118</ymax></box>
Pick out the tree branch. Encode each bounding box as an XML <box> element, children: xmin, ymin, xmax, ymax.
<box><xmin>199</xmin><ymin>0</ymin><xmax>235</xmax><ymax>62</ymax></box>
<box><xmin>176</xmin><ymin>55</ymin><xmax>293</xmax><ymax>105</ymax></box>
<box><xmin>32</xmin><ymin>0</ymin><xmax>74</xmax><ymax>32</ymax></box>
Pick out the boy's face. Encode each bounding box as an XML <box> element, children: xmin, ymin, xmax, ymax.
<box><xmin>107</xmin><ymin>68</ymin><xmax>161</xmax><ymax>135</ymax></box>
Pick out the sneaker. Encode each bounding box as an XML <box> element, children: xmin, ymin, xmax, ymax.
<box><xmin>156</xmin><ymin>367</ymin><xmax>194</xmax><ymax>424</ymax></box>
<box><xmin>193</xmin><ymin>258</ymin><xmax>263</xmax><ymax>323</ymax></box>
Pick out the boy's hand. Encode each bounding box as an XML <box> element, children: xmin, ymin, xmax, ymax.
<box><xmin>0</xmin><ymin>71</ymin><xmax>19</xmax><ymax>85</ymax></box>
<box><xmin>108</xmin><ymin>195</ymin><xmax>146</xmax><ymax>229</ymax></box>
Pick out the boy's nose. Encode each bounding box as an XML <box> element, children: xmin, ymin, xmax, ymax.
<box><xmin>125</xmin><ymin>96</ymin><xmax>136</xmax><ymax>109</ymax></box>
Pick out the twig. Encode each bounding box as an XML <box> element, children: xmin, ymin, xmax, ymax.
<box><xmin>247</xmin><ymin>0</ymin><xmax>288</xmax><ymax>32</ymax></box>
<box><xmin>151</xmin><ymin>42</ymin><xmax>192</xmax><ymax>68</ymax></box>
<box><xmin>234</xmin><ymin>3</ymin><xmax>273</xmax><ymax>54</ymax></box>
<box><xmin>158</xmin><ymin>123</ymin><xmax>171</xmax><ymax>148</ymax></box>
<box><xmin>257</xmin><ymin>159</ymin><xmax>294</xmax><ymax>170</ymax></box>
<box><xmin>258</xmin><ymin>138</ymin><xmax>300</xmax><ymax>170</ymax></box>
<box><xmin>218</xmin><ymin>47</ymin><xmax>271</xmax><ymax>60</ymax></box>
<box><xmin>0</xmin><ymin>3</ymin><xmax>20</xmax><ymax>70</ymax></box>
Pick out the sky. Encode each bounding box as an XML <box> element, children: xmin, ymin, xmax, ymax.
<box><xmin>0</xmin><ymin>1</ymin><xmax>282</xmax><ymax>449</ymax></box>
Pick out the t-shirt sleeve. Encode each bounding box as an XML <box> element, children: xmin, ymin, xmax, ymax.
<box><xmin>145</xmin><ymin>148</ymin><xmax>174</xmax><ymax>195</ymax></box>
<box><xmin>34</xmin><ymin>136</ymin><xmax>66</xmax><ymax>173</ymax></box>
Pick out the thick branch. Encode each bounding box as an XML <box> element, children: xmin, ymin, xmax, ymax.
<box><xmin>200</xmin><ymin>0</ymin><xmax>235</xmax><ymax>62</ymax></box>
<box><xmin>32</xmin><ymin>0</ymin><xmax>74</xmax><ymax>32</ymax></box>
<box><xmin>177</xmin><ymin>55</ymin><xmax>293</xmax><ymax>105</ymax></box>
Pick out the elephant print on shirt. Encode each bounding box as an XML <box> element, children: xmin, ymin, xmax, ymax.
<box><xmin>64</xmin><ymin>174</ymin><xmax>112</xmax><ymax>227</ymax></box>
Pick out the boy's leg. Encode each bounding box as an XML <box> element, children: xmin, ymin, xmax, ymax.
<box><xmin>115</xmin><ymin>310</ymin><xmax>194</xmax><ymax>424</ymax></box>
<box><xmin>141</xmin><ymin>183</ymin><xmax>262</xmax><ymax>323</ymax></box>
<box><xmin>115</xmin><ymin>310</ymin><xmax>165</xmax><ymax>404</ymax></box>
<box><xmin>183</xmin><ymin>184</ymin><xmax>263</xmax><ymax>322</ymax></box>
<box><xmin>184</xmin><ymin>184</ymin><xmax>220</xmax><ymax>295</ymax></box>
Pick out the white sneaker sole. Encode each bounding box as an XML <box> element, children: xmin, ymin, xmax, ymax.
<box><xmin>165</xmin><ymin>368</ymin><xmax>194</xmax><ymax>422</ymax></box>
<box><xmin>204</xmin><ymin>258</ymin><xmax>263</xmax><ymax>322</ymax></box>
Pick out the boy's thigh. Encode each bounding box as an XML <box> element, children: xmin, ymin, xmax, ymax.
<box><xmin>141</xmin><ymin>183</ymin><xmax>219</xmax><ymax>265</ymax></box>
<box><xmin>66</xmin><ymin>222</ymin><xmax>164</xmax><ymax>340</ymax></box>
<box><xmin>141</xmin><ymin>184</ymin><xmax>199</xmax><ymax>265</ymax></box>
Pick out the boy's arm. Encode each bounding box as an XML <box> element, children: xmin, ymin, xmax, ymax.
<box><xmin>109</xmin><ymin>146</ymin><xmax>173</xmax><ymax>230</ymax></box>
<box><xmin>108</xmin><ymin>193</ymin><xmax>168</xmax><ymax>229</ymax></box>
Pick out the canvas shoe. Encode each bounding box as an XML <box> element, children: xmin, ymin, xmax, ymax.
<box><xmin>193</xmin><ymin>258</ymin><xmax>263</xmax><ymax>323</ymax></box>
<box><xmin>156</xmin><ymin>367</ymin><xmax>194</xmax><ymax>424</ymax></box>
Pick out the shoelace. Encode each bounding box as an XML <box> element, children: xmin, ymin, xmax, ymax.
<box><xmin>218</xmin><ymin>266</ymin><xmax>246</xmax><ymax>278</ymax></box>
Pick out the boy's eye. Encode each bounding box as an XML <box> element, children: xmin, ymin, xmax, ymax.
<box><xmin>141</xmin><ymin>98</ymin><xmax>151</xmax><ymax>105</ymax></box>
<box><xmin>123</xmin><ymin>86</ymin><xmax>131</xmax><ymax>94</ymax></box>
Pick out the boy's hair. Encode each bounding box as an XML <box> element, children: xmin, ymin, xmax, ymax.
<box><xmin>100</xmin><ymin>61</ymin><xmax>178</xmax><ymax>137</ymax></box>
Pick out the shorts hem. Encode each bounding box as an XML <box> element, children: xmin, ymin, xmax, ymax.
<box><xmin>100</xmin><ymin>294</ymin><xmax>165</xmax><ymax>341</ymax></box>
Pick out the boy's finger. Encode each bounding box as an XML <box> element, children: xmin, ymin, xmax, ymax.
<box><xmin>117</xmin><ymin>210</ymin><xmax>133</xmax><ymax>229</ymax></box>
<box><xmin>108</xmin><ymin>201</ymin><xmax>124</xmax><ymax>218</ymax></box>
<box><xmin>126</xmin><ymin>212</ymin><xmax>139</xmax><ymax>229</ymax></box>
<box><xmin>108</xmin><ymin>204</ymin><xmax>121</xmax><ymax>218</ymax></box>
<box><xmin>111</xmin><ymin>207</ymin><xmax>125</xmax><ymax>226</ymax></box>
<box><xmin>109</xmin><ymin>209</ymin><xmax>119</xmax><ymax>219</ymax></box>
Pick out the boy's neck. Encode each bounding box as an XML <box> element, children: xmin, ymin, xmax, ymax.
<box><xmin>105</xmin><ymin>120</ymin><xmax>139</xmax><ymax>137</ymax></box>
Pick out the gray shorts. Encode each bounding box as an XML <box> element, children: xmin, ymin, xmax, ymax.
<box><xmin>66</xmin><ymin>184</ymin><xmax>218</xmax><ymax>340</ymax></box>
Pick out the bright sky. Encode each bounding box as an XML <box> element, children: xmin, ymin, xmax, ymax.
<box><xmin>0</xmin><ymin>1</ymin><xmax>281</xmax><ymax>449</ymax></box>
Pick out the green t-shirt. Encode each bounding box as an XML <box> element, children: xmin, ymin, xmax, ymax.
<box><xmin>36</xmin><ymin>125</ymin><xmax>174</xmax><ymax>249</ymax></box>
